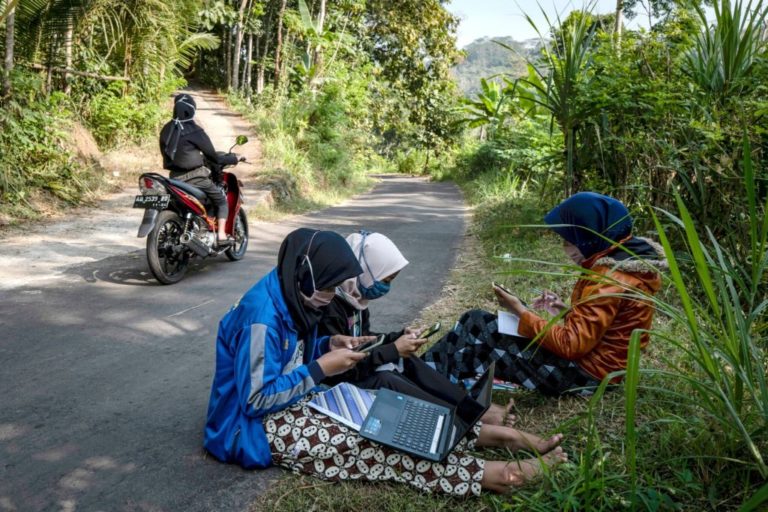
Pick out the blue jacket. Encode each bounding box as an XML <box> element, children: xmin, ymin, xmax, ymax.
<box><xmin>204</xmin><ymin>268</ymin><xmax>328</xmax><ymax>468</ymax></box>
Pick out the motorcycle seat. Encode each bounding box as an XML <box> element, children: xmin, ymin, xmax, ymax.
<box><xmin>168</xmin><ymin>178</ymin><xmax>209</xmax><ymax>202</ymax></box>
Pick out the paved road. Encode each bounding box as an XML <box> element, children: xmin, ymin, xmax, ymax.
<box><xmin>0</xmin><ymin>175</ymin><xmax>466</xmax><ymax>512</ymax></box>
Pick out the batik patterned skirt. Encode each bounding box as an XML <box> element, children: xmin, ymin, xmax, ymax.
<box><xmin>265</xmin><ymin>398</ymin><xmax>485</xmax><ymax>497</ymax></box>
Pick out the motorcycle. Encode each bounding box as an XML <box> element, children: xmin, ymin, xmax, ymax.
<box><xmin>133</xmin><ymin>135</ymin><xmax>250</xmax><ymax>284</ymax></box>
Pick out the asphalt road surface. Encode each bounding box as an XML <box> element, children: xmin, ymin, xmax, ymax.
<box><xmin>0</xmin><ymin>175</ymin><xmax>466</xmax><ymax>512</ymax></box>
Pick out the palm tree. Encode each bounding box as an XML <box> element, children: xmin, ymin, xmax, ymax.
<box><xmin>517</xmin><ymin>3</ymin><xmax>598</xmax><ymax>195</ymax></box>
<box><xmin>2</xmin><ymin>1</ymin><xmax>15</xmax><ymax>97</ymax></box>
<box><xmin>459</xmin><ymin>78</ymin><xmax>516</xmax><ymax>140</ymax></box>
<box><xmin>3</xmin><ymin>0</ymin><xmax>217</xmax><ymax>95</ymax></box>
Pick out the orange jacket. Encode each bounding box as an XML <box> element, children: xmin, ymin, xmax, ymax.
<box><xmin>518</xmin><ymin>239</ymin><xmax>666</xmax><ymax>381</ymax></box>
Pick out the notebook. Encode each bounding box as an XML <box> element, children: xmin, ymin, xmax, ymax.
<box><xmin>307</xmin><ymin>382</ymin><xmax>376</xmax><ymax>431</ymax></box>
<box><xmin>497</xmin><ymin>310</ymin><xmax>521</xmax><ymax>336</ymax></box>
<box><xmin>359</xmin><ymin>362</ymin><xmax>495</xmax><ymax>462</ymax></box>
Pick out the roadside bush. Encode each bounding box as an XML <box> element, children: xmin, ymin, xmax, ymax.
<box><xmin>393</xmin><ymin>149</ymin><xmax>427</xmax><ymax>174</ymax></box>
<box><xmin>0</xmin><ymin>72</ymin><xmax>105</xmax><ymax>216</ymax></box>
<box><xmin>83</xmin><ymin>79</ymin><xmax>185</xmax><ymax>149</ymax></box>
<box><xmin>229</xmin><ymin>63</ymin><xmax>384</xmax><ymax>207</ymax></box>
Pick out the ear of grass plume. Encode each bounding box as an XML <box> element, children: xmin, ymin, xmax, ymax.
<box><xmin>647</xmin><ymin>136</ymin><xmax>768</xmax><ymax>496</ymax></box>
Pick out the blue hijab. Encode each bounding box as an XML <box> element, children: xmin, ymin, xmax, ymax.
<box><xmin>544</xmin><ymin>192</ymin><xmax>633</xmax><ymax>259</ymax></box>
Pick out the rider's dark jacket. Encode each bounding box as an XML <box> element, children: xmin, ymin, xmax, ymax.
<box><xmin>159</xmin><ymin>122</ymin><xmax>237</xmax><ymax>175</ymax></box>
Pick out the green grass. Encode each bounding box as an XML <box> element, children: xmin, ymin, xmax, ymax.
<box><xmin>254</xmin><ymin>176</ymin><xmax>765</xmax><ymax>510</ymax></box>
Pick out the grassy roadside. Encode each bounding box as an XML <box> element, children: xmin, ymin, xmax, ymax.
<box><xmin>249</xmin><ymin>193</ymin><xmax>603</xmax><ymax>512</ymax></box>
<box><xmin>252</xmin><ymin>179</ymin><xmax>763</xmax><ymax>511</ymax></box>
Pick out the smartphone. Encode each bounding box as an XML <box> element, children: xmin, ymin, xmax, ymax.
<box><xmin>419</xmin><ymin>321</ymin><xmax>442</xmax><ymax>339</ymax></box>
<box><xmin>492</xmin><ymin>281</ymin><xmax>514</xmax><ymax>295</ymax></box>
<box><xmin>353</xmin><ymin>334</ymin><xmax>386</xmax><ymax>353</ymax></box>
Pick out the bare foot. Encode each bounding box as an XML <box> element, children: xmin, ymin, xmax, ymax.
<box><xmin>509</xmin><ymin>448</ymin><xmax>569</xmax><ymax>483</ymax></box>
<box><xmin>477</xmin><ymin>424</ymin><xmax>564</xmax><ymax>454</ymax></box>
<box><xmin>481</xmin><ymin>461</ymin><xmax>523</xmax><ymax>493</ymax></box>
<box><xmin>481</xmin><ymin>398</ymin><xmax>516</xmax><ymax>426</ymax></box>
<box><xmin>481</xmin><ymin>450</ymin><xmax>567</xmax><ymax>493</ymax></box>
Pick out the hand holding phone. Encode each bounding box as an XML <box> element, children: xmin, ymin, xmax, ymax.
<box><xmin>395</xmin><ymin>331</ymin><xmax>429</xmax><ymax>357</ymax></box>
<box><xmin>353</xmin><ymin>334</ymin><xmax>386</xmax><ymax>353</ymax></box>
<box><xmin>492</xmin><ymin>281</ymin><xmax>514</xmax><ymax>296</ymax></box>
<box><xmin>419</xmin><ymin>321</ymin><xmax>442</xmax><ymax>339</ymax></box>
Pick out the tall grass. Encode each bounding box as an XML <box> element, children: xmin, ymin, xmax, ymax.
<box><xmin>585</xmin><ymin>138</ymin><xmax>765</xmax><ymax>507</ymax></box>
<box><xmin>487</xmin><ymin>138</ymin><xmax>766</xmax><ymax>509</ymax></box>
<box><xmin>642</xmin><ymin>137</ymin><xmax>768</xmax><ymax>485</ymax></box>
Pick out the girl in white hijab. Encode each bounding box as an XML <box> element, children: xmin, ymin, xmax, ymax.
<box><xmin>318</xmin><ymin>231</ymin><xmax>516</xmax><ymax>427</ymax></box>
<box><xmin>336</xmin><ymin>231</ymin><xmax>410</xmax><ymax>322</ymax></box>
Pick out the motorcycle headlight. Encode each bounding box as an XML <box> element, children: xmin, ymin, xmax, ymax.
<box><xmin>139</xmin><ymin>176</ymin><xmax>167</xmax><ymax>195</ymax></box>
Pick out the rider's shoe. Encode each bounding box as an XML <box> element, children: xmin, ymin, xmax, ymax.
<box><xmin>216</xmin><ymin>236</ymin><xmax>235</xmax><ymax>249</ymax></box>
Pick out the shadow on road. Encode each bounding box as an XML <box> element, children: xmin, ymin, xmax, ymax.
<box><xmin>62</xmin><ymin>250</ymin><xmax>237</xmax><ymax>287</ymax></box>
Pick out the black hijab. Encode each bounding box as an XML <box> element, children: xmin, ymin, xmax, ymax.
<box><xmin>162</xmin><ymin>93</ymin><xmax>199</xmax><ymax>160</ymax></box>
<box><xmin>277</xmin><ymin>228</ymin><xmax>363</xmax><ymax>346</ymax></box>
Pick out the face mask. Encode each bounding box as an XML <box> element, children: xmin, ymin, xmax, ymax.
<box><xmin>301</xmin><ymin>289</ymin><xmax>336</xmax><ymax>310</ymax></box>
<box><xmin>298</xmin><ymin>235</ymin><xmax>337</xmax><ymax>309</ymax></box>
<box><xmin>564</xmin><ymin>243</ymin><xmax>585</xmax><ymax>264</ymax></box>
<box><xmin>355</xmin><ymin>230</ymin><xmax>393</xmax><ymax>300</ymax></box>
<box><xmin>359</xmin><ymin>280</ymin><xmax>390</xmax><ymax>300</ymax></box>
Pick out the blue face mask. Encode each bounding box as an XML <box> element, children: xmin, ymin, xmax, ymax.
<box><xmin>359</xmin><ymin>280</ymin><xmax>390</xmax><ymax>300</ymax></box>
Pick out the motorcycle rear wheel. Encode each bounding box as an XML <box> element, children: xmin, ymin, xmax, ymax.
<box><xmin>225</xmin><ymin>209</ymin><xmax>249</xmax><ymax>261</ymax></box>
<box><xmin>147</xmin><ymin>210</ymin><xmax>190</xmax><ymax>284</ymax></box>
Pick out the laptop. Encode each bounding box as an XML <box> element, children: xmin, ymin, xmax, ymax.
<box><xmin>359</xmin><ymin>362</ymin><xmax>495</xmax><ymax>462</ymax></box>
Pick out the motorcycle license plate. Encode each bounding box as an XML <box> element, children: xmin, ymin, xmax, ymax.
<box><xmin>133</xmin><ymin>194</ymin><xmax>170</xmax><ymax>209</ymax></box>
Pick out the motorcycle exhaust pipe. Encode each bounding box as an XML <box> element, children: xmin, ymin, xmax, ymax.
<box><xmin>186</xmin><ymin>236</ymin><xmax>212</xmax><ymax>257</ymax></box>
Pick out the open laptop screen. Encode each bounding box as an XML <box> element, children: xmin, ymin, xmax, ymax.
<box><xmin>447</xmin><ymin>362</ymin><xmax>496</xmax><ymax>450</ymax></box>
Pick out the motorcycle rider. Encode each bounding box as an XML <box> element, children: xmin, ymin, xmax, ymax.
<box><xmin>159</xmin><ymin>93</ymin><xmax>241</xmax><ymax>247</ymax></box>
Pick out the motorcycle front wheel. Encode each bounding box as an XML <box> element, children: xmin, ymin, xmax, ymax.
<box><xmin>225</xmin><ymin>209</ymin><xmax>249</xmax><ymax>261</ymax></box>
<box><xmin>147</xmin><ymin>210</ymin><xmax>190</xmax><ymax>284</ymax></box>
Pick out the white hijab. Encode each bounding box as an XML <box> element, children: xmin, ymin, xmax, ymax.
<box><xmin>337</xmin><ymin>232</ymin><xmax>409</xmax><ymax>310</ymax></box>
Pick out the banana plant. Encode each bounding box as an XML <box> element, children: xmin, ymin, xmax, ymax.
<box><xmin>292</xmin><ymin>0</ymin><xmax>330</xmax><ymax>86</ymax></box>
<box><xmin>459</xmin><ymin>77</ymin><xmax>519</xmax><ymax>140</ymax></box>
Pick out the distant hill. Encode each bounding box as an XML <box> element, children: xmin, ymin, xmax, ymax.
<box><xmin>451</xmin><ymin>36</ymin><xmax>542</xmax><ymax>97</ymax></box>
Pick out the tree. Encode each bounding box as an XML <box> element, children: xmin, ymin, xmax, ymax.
<box><xmin>231</xmin><ymin>0</ymin><xmax>248</xmax><ymax>90</ymax></box>
<box><xmin>520</xmin><ymin>7</ymin><xmax>598</xmax><ymax>194</ymax></box>
<box><xmin>363</xmin><ymin>0</ymin><xmax>462</xmax><ymax>155</ymax></box>
<box><xmin>2</xmin><ymin>3</ymin><xmax>14</xmax><ymax>97</ymax></box>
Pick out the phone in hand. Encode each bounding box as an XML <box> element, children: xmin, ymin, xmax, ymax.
<box><xmin>419</xmin><ymin>321</ymin><xmax>442</xmax><ymax>339</ymax></box>
<box><xmin>492</xmin><ymin>281</ymin><xmax>514</xmax><ymax>296</ymax></box>
<box><xmin>353</xmin><ymin>334</ymin><xmax>386</xmax><ymax>353</ymax></box>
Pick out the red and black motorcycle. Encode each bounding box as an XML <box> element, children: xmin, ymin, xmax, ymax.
<box><xmin>133</xmin><ymin>136</ymin><xmax>249</xmax><ymax>284</ymax></box>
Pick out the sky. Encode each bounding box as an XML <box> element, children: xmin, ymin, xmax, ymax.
<box><xmin>445</xmin><ymin>0</ymin><xmax>642</xmax><ymax>47</ymax></box>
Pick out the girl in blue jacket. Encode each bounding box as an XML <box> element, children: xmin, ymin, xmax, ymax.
<box><xmin>204</xmin><ymin>228</ymin><xmax>567</xmax><ymax>497</ymax></box>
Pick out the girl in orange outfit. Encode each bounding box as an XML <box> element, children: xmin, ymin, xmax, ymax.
<box><xmin>422</xmin><ymin>192</ymin><xmax>667</xmax><ymax>396</ymax></box>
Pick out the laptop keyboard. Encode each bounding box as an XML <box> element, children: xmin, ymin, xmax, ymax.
<box><xmin>392</xmin><ymin>400</ymin><xmax>445</xmax><ymax>454</ymax></box>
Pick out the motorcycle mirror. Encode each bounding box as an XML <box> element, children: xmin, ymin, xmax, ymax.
<box><xmin>229</xmin><ymin>135</ymin><xmax>249</xmax><ymax>153</ymax></box>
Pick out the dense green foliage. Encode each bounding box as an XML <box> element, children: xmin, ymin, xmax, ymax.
<box><xmin>0</xmin><ymin>0</ymin><xmax>213</xmax><ymax>217</ymax></box>
<box><xmin>453</xmin><ymin>1</ymin><xmax>767</xmax><ymax>240</ymax></box>
<box><xmin>0</xmin><ymin>73</ymin><xmax>107</xmax><ymax>213</ymax></box>
<box><xmin>446</xmin><ymin>1</ymin><xmax>768</xmax><ymax>509</ymax></box>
